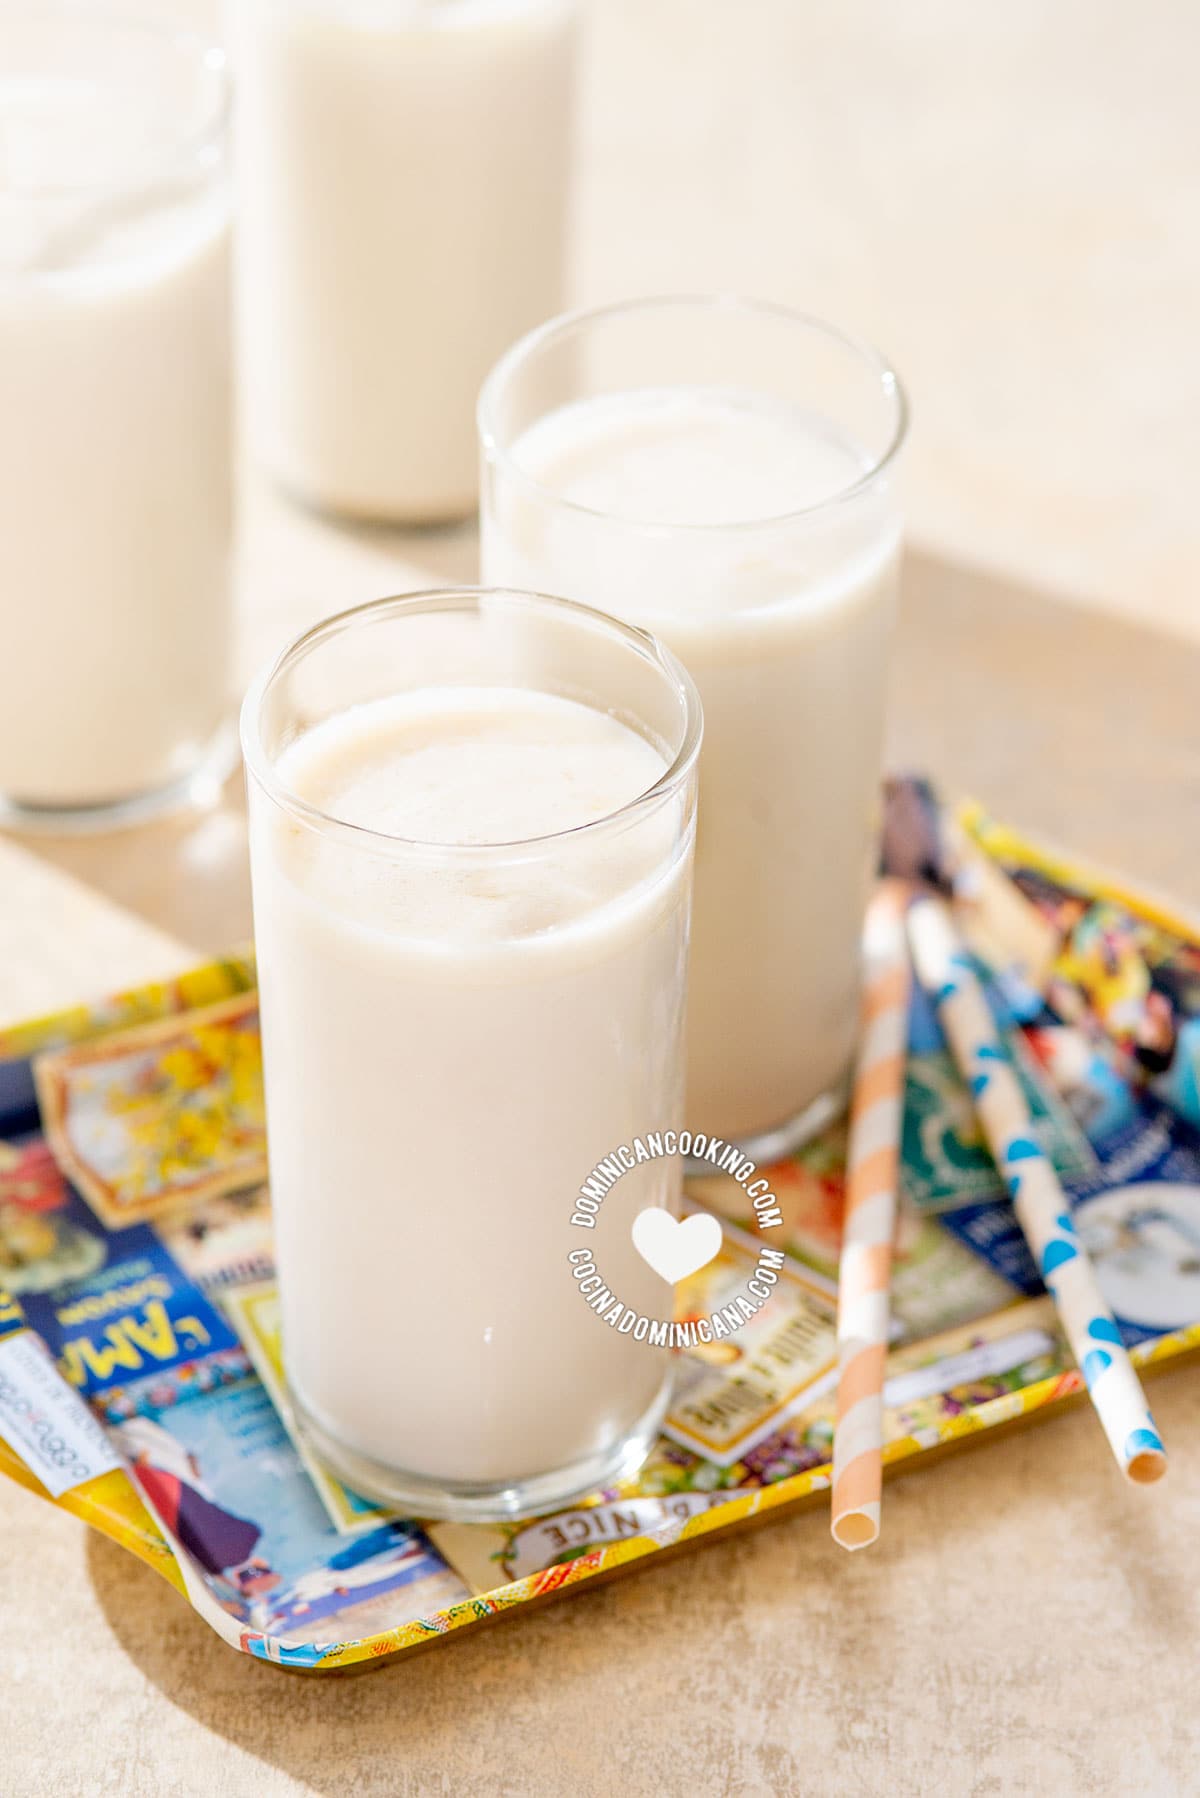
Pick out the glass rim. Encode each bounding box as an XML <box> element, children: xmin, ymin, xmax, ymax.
<box><xmin>239</xmin><ymin>587</ymin><xmax>704</xmax><ymax>859</ymax></box>
<box><xmin>0</xmin><ymin>6</ymin><xmax>230</xmax><ymax>200</ymax></box>
<box><xmin>477</xmin><ymin>292</ymin><xmax>909</xmax><ymax>533</ymax></box>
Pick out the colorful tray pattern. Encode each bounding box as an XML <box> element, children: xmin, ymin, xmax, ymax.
<box><xmin>1</xmin><ymin>813</ymin><xmax>1199</xmax><ymax>1671</ymax></box>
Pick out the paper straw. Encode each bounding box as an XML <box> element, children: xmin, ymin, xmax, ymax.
<box><xmin>831</xmin><ymin>880</ymin><xmax>912</xmax><ymax>1550</ymax></box>
<box><xmin>907</xmin><ymin>894</ymin><xmax>1167</xmax><ymax>1485</ymax></box>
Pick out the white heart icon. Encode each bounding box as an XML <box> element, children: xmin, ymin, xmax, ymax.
<box><xmin>631</xmin><ymin>1207</ymin><xmax>723</xmax><ymax>1283</ymax></box>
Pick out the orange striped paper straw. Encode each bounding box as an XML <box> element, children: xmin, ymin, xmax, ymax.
<box><xmin>831</xmin><ymin>879</ymin><xmax>911</xmax><ymax>1550</ymax></box>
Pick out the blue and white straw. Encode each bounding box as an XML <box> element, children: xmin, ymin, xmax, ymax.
<box><xmin>908</xmin><ymin>895</ymin><xmax>1166</xmax><ymax>1485</ymax></box>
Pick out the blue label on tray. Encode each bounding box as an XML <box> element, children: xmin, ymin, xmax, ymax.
<box><xmin>935</xmin><ymin>1041</ymin><xmax>1200</xmax><ymax>1340</ymax></box>
<box><xmin>1</xmin><ymin>1130</ymin><xmax>241</xmax><ymax>1399</ymax></box>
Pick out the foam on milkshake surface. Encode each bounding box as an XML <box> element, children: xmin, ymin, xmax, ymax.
<box><xmin>279</xmin><ymin>687</ymin><xmax>665</xmax><ymax>843</ymax></box>
<box><xmin>512</xmin><ymin>386</ymin><xmax>868</xmax><ymax>532</ymax></box>
<box><xmin>273</xmin><ymin>687</ymin><xmax>671</xmax><ymax>944</ymax></box>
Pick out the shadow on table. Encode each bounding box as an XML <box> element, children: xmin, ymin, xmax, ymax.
<box><xmin>84</xmin><ymin>1370</ymin><xmax>1200</xmax><ymax>1795</ymax></box>
<box><xmin>82</xmin><ymin>1490</ymin><xmax>885</xmax><ymax>1793</ymax></box>
<box><xmin>17</xmin><ymin>541</ymin><xmax>1200</xmax><ymax>965</ymax></box>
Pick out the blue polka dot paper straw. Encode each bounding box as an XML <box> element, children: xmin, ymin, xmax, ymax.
<box><xmin>907</xmin><ymin>895</ymin><xmax>1166</xmax><ymax>1485</ymax></box>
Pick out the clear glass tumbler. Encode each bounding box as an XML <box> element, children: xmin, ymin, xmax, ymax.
<box><xmin>479</xmin><ymin>296</ymin><xmax>908</xmax><ymax>1158</ymax></box>
<box><xmin>0</xmin><ymin>9</ymin><xmax>233</xmax><ymax>830</ymax></box>
<box><xmin>241</xmin><ymin>589</ymin><xmax>702</xmax><ymax>1520</ymax></box>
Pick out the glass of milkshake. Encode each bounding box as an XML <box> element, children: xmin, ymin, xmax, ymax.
<box><xmin>0</xmin><ymin>9</ymin><xmax>234</xmax><ymax>828</ymax></box>
<box><xmin>479</xmin><ymin>297</ymin><xmax>907</xmax><ymax>1158</ymax></box>
<box><xmin>241</xmin><ymin>589</ymin><xmax>702</xmax><ymax>1519</ymax></box>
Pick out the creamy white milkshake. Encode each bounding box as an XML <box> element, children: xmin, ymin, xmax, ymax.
<box><xmin>232</xmin><ymin>0</ymin><xmax>577</xmax><ymax>522</ymax></box>
<box><xmin>0</xmin><ymin>14</ymin><xmax>233</xmax><ymax>821</ymax></box>
<box><xmin>243</xmin><ymin>592</ymin><xmax>701</xmax><ymax>1518</ymax></box>
<box><xmin>480</xmin><ymin>304</ymin><xmax>906</xmax><ymax>1150</ymax></box>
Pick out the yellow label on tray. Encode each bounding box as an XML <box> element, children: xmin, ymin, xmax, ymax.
<box><xmin>664</xmin><ymin>1213</ymin><xmax>838</xmax><ymax>1465</ymax></box>
<box><xmin>32</xmin><ymin>994</ymin><xmax>267</xmax><ymax>1230</ymax></box>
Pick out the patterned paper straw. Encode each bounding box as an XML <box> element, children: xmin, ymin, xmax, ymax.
<box><xmin>831</xmin><ymin>880</ymin><xmax>912</xmax><ymax>1550</ymax></box>
<box><xmin>907</xmin><ymin>894</ymin><xmax>1167</xmax><ymax>1485</ymax></box>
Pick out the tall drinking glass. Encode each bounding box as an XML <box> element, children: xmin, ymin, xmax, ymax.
<box><xmin>0</xmin><ymin>9</ymin><xmax>233</xmax><ymax>828</ymax></box>
<box><xmin>479</xmin><ymin>297</ymin><xmax>907</xmax><ymax>1157</ymax></box>
<box><xmin>241</xmin><ymin>589</ymin><xmax>702</xmax><ymax>1520</ymax></box>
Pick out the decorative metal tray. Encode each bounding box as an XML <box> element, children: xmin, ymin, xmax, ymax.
<box><xmin>1</xmin><ymin>809</ymin><xmax>1197</xmax><ymax>1671</ymax></box>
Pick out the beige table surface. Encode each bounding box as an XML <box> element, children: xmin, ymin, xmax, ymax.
<box><xmin>5</xmin><ymin>2</ymin><xmax>1200</xmax><ymax>1793</ymax></box>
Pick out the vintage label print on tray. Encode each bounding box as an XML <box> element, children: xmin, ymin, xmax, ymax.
<box><xmin>0</xmin><ymin>793</ymin><xmax>1196</xmax><ymax>1671</ymax></box>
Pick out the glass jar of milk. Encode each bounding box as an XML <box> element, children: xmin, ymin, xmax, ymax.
<box><xmin>242</xmin><ymin>588</ymin><xmax>702</xmax><ymax>1519</ymax></box>
<box><xmin>231</xmin><ymin>0</ymin><xmax>578</xmax><ymax>523</ymax></box>
<box><xmin>479</xmin><ymin>297</ymin><xmax>908</xmax><ymax>1158</ymax></box>
<box><xmin>0</xmin><ymin>10</ymin><xmax>234</xmax><ymax>828</ymax></box>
